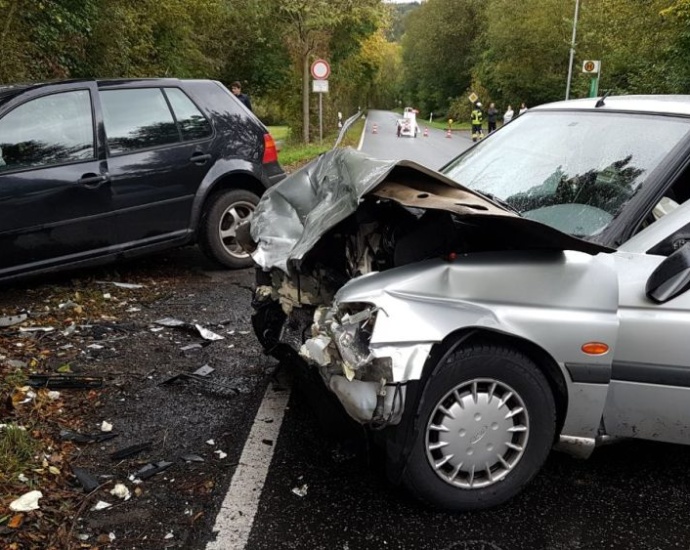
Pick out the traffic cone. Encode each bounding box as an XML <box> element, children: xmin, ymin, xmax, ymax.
<box><xmin>372</xmin><ymin>123</ymin><xmax>378</xmax><ymax>134</ymax></box>
<box><xmin>423</xmin><ymin>127</ymin><xmax>429</xmax><ymax>137</ymax></box>
<box><xmin>445</xmin><ymin>128</ymin><xmax>452</xmax><ymax>138</ymax></box>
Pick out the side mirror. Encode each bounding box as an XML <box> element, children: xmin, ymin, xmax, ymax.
<box><xmin>646</xmin><ymin>243</ymin><xmax>690</xmax><ymax>303</ymax></box>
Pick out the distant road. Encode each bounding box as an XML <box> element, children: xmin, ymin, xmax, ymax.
<box><xmin>359</xmin><ymin>109</ymin><xmax>473</xmax><ymax>170</ymax></box>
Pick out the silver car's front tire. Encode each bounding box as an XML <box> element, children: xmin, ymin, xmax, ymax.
<box><xmin>402</xmin><ymin>345</ymin><xmax>556</xmax><ymax>510</ymax></box>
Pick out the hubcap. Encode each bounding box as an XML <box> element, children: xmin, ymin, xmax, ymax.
<box><xmin>425</xmin><ymin>378</ymin><xmax>529</xmax><ymax>489</ymax></box>
<box><xmin>218</xmin><ymin>200</ymin><xmax>255</xmax><ymax>259</ymax></box>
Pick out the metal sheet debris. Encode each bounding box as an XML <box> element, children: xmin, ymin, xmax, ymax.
<box><xmin>0</xmin><ymin>313</ymin><xmax>27</xmax><ymax>327</ymax></box>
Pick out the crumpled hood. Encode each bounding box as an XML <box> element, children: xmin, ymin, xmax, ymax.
<box><xmin>249</xmin><ymin>147</ymin><xmax>610</xmax><ymax>273</ymax></box>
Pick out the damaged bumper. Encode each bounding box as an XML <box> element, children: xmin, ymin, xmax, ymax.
<box><xmin>298</xmin><ymin>302</ymin><xmax>431</xmax><ymax>426</ymax></box>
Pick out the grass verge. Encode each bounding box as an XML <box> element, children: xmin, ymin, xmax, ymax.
<box><xmin>275</xmin><ymin>116</ymin><xmax>366</xmax><ymax>172</ymax></box>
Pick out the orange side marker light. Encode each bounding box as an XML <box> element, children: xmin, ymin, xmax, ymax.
<box><xmin>581</xmin><ymin>342</ymin><xmax>609</xmax><ymax>355</ymax></box>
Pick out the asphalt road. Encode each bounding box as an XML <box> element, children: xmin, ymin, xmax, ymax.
<box><xmin>359</xmin><ymin>109</ymin><xmax>473</xmax><ymax>169</ymax></box>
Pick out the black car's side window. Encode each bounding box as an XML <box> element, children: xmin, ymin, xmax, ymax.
<box><xmin>0</xmin><ymin>90</ymin><xmax>94</xmax><ymax>172</ymax></box>
<box><xmin>100</xmin><ymin>88</ymin><xmax>179</xmax><ymax>155</ymax></box>
<box><xmin>164</xmin><ymin>88</ymin><xmax>212</xmax><ymax>141</ymax></box>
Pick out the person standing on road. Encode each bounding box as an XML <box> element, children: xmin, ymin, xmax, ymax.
<box><xmin>471</xmin><ymin>102</ymin><xmax>484</xmax><ymax>142</ymax></box>
<box><xmin>487</xmin><ymin>103</ymin><xmax>498</xmax><ymax>133</ymax></box>
<box><xmin>503</xmin><ymin>105</ymin><xmax>514</xmax><ymax>125</ymax></box>
<box><xmin>231</xmin><ymin>81</ymin><xmax>252</xmax><ymax>111</ymax></box>
<box><xmin>519</xmin><ymin>102</ymin><xmax>528</xmax><ymax>116</ymax></box>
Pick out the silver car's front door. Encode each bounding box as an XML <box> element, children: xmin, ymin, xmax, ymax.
<box><xmin>603</xmin><ymin>251</ymin><xmax>690</xmax><ymax>444</ymax></box>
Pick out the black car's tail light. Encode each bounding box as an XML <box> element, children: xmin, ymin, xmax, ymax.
<box><xmin>262</xmin><ymin>133</ymin><xmax>278</xmax><ymax>164</ymax></box>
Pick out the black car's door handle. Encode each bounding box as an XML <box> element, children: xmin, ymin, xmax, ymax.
<box><xmin>190</xmin><ymin>152</ymin><xmax>212</xmax><ymax>165</ymax></box>
<box><xmin>77</xmin><ymin>173</ymin><xmax>109</xmax><ymax>188</ymax></box>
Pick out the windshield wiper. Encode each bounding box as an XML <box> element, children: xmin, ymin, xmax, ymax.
<box><xmin>474</xmin><ymin>190</ymin><xmax>521</xmax><ymax>215</ymax></box>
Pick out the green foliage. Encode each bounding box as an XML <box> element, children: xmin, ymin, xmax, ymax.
<box><xmin>401</xmin><ymin>0</ymin><xmax>486</xmax><ymax>114</ymax></box>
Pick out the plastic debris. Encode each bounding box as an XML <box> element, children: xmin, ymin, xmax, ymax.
<box><xmin>110</xmin><ymin>442</ymin><xmax>152</xmax><ymax>460</ymax></box>
<box><xmin>133</xmin><ymin>461</ymin><xmax>173</xmax><ymax>480</ymax></box>
<box><xmin>155</xmin><ymin>318</ymin><xmax>186</xmax><ymax>328</ymax></box>
<box><xmin>291</xmin><ymin>484</ymin><xmax>308</xmax><ymax>498</ymax></box>
<box><xmin>103</xmin><ymin>293</ymin><xmax>112</xmax><ymax>300</ymax></box>
<box><xmin>72</xmin><ymin>466</ymin><xmax>100</xmax><ymax>493</ymax></box>
<box><xmin>109</xmin><ymin>483</ymin><xmax>131</xmax><ymax>500</ymax></box>
<box><xmin>92</xmin><ymin>501</ymin><xmax>112</xmax><ymax>511</ymax></box>
<box><xmin>10</xmin><ymin>490</ymin><xmax>43</xmax><ymax>511</ymax></box>
<box><xmin>101</xmin><ymin>421</ymin><xmax>113</xmax><ymax>432</ymax></box>
<box><xmin>180</xmin><ymin>454</ymin><xmax>205</xmax><ymax>463</ymax></box>
<box><xmin>206</xmin><ymin>439</ymin><xmax>215</xmax><ymax>446</ymax></box>
<box><xmin>96</xmin><ymin>281</ymin><xmax>145</xmax><ymax>289</ymax></box>
<box><xmin>181</xmin><ymin>344</ymin><xmax>203</xmax><ymax>356</ymax></box>
<box><xmin>27</xmin><ymin>374</ymin><xmax>103</xmax><ymax>389</ymax></box>
<box><xmin>0</xmin><ymin>313</ymin><xmax>28</xmax><ymax>327</ymax></box>
<box><xmin>47</xmin><ymin>391</ymin><xmax>61</xmax><ymax>400</ymax></box>
<box><xmin>164</xmin><ymin>532</ymin><xmax>174</xmax><ymax>540</ymax></box>
<box><xmin>60</xmin><ymin>429</ymin><xmax>118</xmax><ymax>444</ymax></box>
<box><xmin>194</xmin><ymin>324</ymin><xmax>224</xmax><ymax>341</ymax></box>
<box><xmin>17</xmin><ymin>473</ymin><xmax>29</xmax><ymax>483</ymax></box>
<box><xmin>214</xmin><ymin>450</ymin><xmax>227</xmax><ymax>459</ymax></box>
<box><xmin>154</xmin><ymin>318</ymin><xmax>224</xmax><ymax>341</ymax></box>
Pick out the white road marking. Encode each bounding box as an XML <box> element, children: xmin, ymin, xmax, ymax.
<box><xmin>207</xmin><ymin>378</ymin><xmax>291</xmax><ymax>550</ymax></box>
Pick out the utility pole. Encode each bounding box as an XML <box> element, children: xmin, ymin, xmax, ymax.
<box><xmin>565</xmin><ymin>0</ymin><xmax>581</xmax><ymax>100</ymax></box>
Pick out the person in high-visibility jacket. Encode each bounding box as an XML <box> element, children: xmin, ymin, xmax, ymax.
<box><xmin>471</xmin><ymin>102</ymin><xmax>484</xmax><ymax>142</ymax></box>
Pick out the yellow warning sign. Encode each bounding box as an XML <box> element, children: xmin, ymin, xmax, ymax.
<box><xmin>468</xmin><ymin>92</ymin><xmax>478</xmax><ymax>103</ymax></box>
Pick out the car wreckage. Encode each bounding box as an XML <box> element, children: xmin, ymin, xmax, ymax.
<box><xmin>240</xmin><ymin>97</ymin><xmax>690</xmax><ymax>510</ymax></box>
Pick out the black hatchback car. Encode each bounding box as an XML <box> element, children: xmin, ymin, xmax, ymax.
<box><xmin>0</xmin><ymin>78</ymin><xmax>285</xmax><ymax>283</ymax></box>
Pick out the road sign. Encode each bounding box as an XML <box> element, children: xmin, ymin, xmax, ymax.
<box><xmin>582</xmin><ymin>60</ymin><xmax>600</xmax><ymax>74</ymax></box>
<box><xmin>312</xmin><ymin>80</ymin><xmax>329</xmax><ymax>93</ymax></box>
<box><xmin>468</xmin><ymin>92</ymin><xmax>478</xmax><ymax>103</ymax></box>
<box><xmin>311</xmin><ymin>59</ymin><xmax>331</xmax><ymax>80</ymax></box>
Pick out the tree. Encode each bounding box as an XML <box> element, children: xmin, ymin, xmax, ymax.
<box><xmin>268</xmin><ymin>0</ymin><xmax>384</xmax><ymax>143</ymax></box>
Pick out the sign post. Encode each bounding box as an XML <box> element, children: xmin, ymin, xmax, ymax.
<box><xmin>582</xmin><ymin>60</ymin><xmax>601</xmax><ymax>98</ymax></box>
<box><xmin>311</xmin><ymin>59</ymin><xmax>331</xmax><ymax>144</ymax></box>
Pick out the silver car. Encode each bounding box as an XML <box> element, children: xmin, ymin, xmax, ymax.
<box><xmin>244</xmin><ymin>96</ymin><xmax>690</xmax><ymax>511</ymax></box>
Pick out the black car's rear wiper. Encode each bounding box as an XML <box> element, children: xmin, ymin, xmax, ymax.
<box><xmin>474</xmin><ymin>190</ymin><xmax>521</xmax><ymax>215</ymax></box>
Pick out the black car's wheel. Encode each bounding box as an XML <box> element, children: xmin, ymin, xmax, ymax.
<box><xmin>402</xmin><ymin>344</ymin><xmax>556</xmax><ymax>511</ymax></box>
<box><xmin>199</xmin><ymin>189</ymin><xmax>259</xmax><ymax>269</ymax></box>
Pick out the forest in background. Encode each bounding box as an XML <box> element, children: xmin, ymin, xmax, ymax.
<box><xmin>2</xmin><ymin>0</ymin><xmax>690</xmax><ymax>140</ymax></box>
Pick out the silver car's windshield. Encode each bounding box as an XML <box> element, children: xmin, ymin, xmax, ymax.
<box><xmin>442</xmin><ymin>111</ymin><xmax>690</xmax><ymax>237</ymax></box>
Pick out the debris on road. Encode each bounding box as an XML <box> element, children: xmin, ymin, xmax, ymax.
<box><xmin>291</xmin><ymin>484</ymin><xmax>308</xmax><ymax>498</ymax></box>
<box><xmin>60</xmin><ymin>429</ymin><xmax>118</xmax><ymax>444</ymax></box>
<box><xmin>0</xmin><ymin>313</ymin><xmax>28</xmax><ymax>327</ymax></box>
<box><xmin>214</xmin><ymin>450</ymin><xmax>227</xmax><ymax>459</ymax></box>
<box><xmin>132</xmin><ymin>460</ymin><xmax>173</xmax><ymax>480</ymax></box>
<box><xmin>71</xmin><ymin>466</ymin><xmax>100</xmax><ymax>493</ymax></box>
<box><xmin>109</xmin><ymin>483</ymin><xmax>131</xmax><ymax>500</ymax></box>
<box><xmin>180</xmin><ymin>454</ymin><xmax>205</xmax><ymax>463</ymax></box>
<box><xmin>96</xmin><ymin>281</ymin><xmax>146</xmax><ymax>289</ymax></box>
<box><xmin>91</xmin><ymin>500</ymin><xmax>112</xmax><ymax>511</ymax></box>
<box><xmin>110</xmin><ymin>442</ymin><xmax>153</xmax><ymax>460</ymax></box>
<box><xmin>154</xmin><ymin>317</ymin><xmax>225</xmax><ymax>341</ymax></box>
<box><xmin>101</xmin><ymin>421</ymin><xmax>113</xmax><ymax>433</ymax></box>
<box><xmin>10</xmin><ymin>490</ymin><xmax>43</xmax><ymax>511</ymax></box>
<box><xmin>26</xmin><ymin>374</ymin><xmax>104</xmax><ymax>389</ymax></box>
